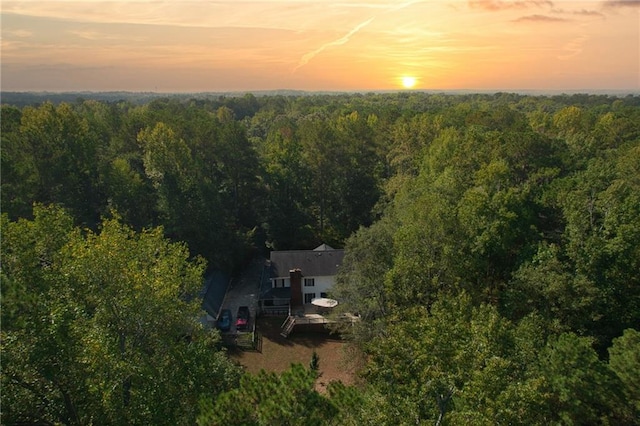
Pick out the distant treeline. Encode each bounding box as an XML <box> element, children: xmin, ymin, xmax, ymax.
<box><xmin>1</xmin><ymin>89</ymin><xmax>341</xmax><ymax>108</ymax></box>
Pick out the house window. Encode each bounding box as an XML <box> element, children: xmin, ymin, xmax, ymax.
<box><xmin>304</xmin><ymin>293</ymin><xmax>316</xmax><ymax>304</ymax></box>
<box><xmin>274</xmin><ymin>279</ymin><xmax>285</xmax><ymax>288</ymax></box>
<box><xmin>320</xmin><ymin>292</ymin><xmax>327</xmax><ymax>298</ymax></box>
<box><xmin>304</xmin><ymin>278</ymin><xmax>315</xmax><ymax>287</ymax></box>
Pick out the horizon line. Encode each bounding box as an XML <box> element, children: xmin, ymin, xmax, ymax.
<box><xmin>3</xmin><ymin>88</ymin><xmax>639</xmax><ymax>96</ymax></box>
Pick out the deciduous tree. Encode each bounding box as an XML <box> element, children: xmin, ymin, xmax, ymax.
<box><xmin>1</xmin><ymin>205</ymin><xmax>241</xmax><ymax>425</ymax></box>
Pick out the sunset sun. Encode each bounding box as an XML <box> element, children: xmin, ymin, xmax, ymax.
<box><xmin>402</xmin><ymin>76</ymin><xmax>417</xmax><ymax>89</ymax></box>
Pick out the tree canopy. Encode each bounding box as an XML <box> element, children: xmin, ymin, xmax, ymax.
<box><xmin>2</xmin><ymin>92</ymin><xmax>639</xmax><ymax>424</ymax></box>
<box><xmin>1</xmin><ymin>205</ymin><xmax>241</xmax><ymax>425</ymax></box>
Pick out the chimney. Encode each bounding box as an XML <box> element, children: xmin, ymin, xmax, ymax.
<box><xmin>289</xmin><ymin>269</ymin><xmax>303</xmax><ymax>307</ymax></box>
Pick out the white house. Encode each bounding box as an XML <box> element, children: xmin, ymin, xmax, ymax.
<box><xmin>265</xmin><ymin>244</ymin><xmax>344</xmax><ymax>308</ymax></box>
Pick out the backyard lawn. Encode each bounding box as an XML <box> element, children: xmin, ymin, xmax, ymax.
<box><xmin>228</xmin><ymin>316</ymin><xmax>359</xmax><ymax>392</ymax></box>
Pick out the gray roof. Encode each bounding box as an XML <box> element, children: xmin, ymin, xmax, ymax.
<box><xmin>270</xmin><ymin>244</ymin><xmax>345</xmax><ymax>278</ymax></box>
<box><xmin>201</xmin><ymin>269</ymin><xmax>230</xmax><ymax>317</ymax></box>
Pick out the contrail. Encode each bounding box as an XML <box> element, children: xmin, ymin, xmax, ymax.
<box><xmin>294</xmin><ymin>17</ymin><xmax>375</xmax><ymax>72</ymax></box>
<box><xmin>293</xmin><ymin>0</ymin><xmax>423</xmax><ymax>72</ymax></box>
<box><xmin>389</xmin><ymin>0</ymin><xmax>424</xmax><ymax>12</ymax></box>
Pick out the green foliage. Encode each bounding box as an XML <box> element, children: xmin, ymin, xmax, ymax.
<box><xmin>362</xmin><ymin>294</ymin><xmax>631</xmax><ymax>425</ymax></box>
<box><xmin>260</xmin><ymin>118</ymin><xmax>315</xmax><ymax>249</ymax></box>
<box><xmin>310</xmin><ymin>350</ymin><xmax>320</xmax><ymax>373</ymax></box>
<box><xmin>364</xmin><ymin>293</ymin><xmax>544</xmax><ymax>424</ymax></box>
<box><xmin>1</xmin><ymin>205</ymin><xmax>241</xmax><ymax>425</ymax></box>
<box><xmin>198</xmin><ymin>364</ymin><xmax>336</xmax><ymax>426</ymax></box>
<box><xmin>2</xmin><ymin>102</ymin><xmax>103</xmax><ymax>224</ymax></box>
<box><xmin>334</xmin><ymin>93</ymin><xmax>640</xmax><ymax>423</ymax></box>
<box><xmin>1</xmin><ymin>204</ymin><xmax>76</xmax><ymax>330</ymax></box>
<box><xmin>609</xmin><ymin>329</ymin><xmax>640</xmax><ymax>416</ymax></box>
<box><xmin>536</xmin><ymin>333</ymin><xmax>630</xmax><ymax>424</ymax></box>
<box><xmin>3</xmin><ymin>93</ymin><xmax>640</xmax><ymax>423</ymax></box>
<box><xmin>102</xmin><ymin>156</ymin><xmax>155</xmax><ymax>230</ymax></box>
<box><xmin>506</xmin><ymin>242</ymin><xmax>598</xmax><ymax>334</ymax></box>
<box><xmin>330</xmin><ymin>217</ymin><xmax>395</xmax><ymax>342</ymax></box>
<box><xmin>325</xmin><ymin>381</ymin><xmax>402</xmax><ymax>425</ymax></box>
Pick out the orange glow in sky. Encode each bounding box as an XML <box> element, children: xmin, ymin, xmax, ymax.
<box><xmin>1</xmin><ymin>1</ymin><xmax>638</xmax><ymax>92</ymax></box>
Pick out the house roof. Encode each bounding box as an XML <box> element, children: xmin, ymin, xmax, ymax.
<box><xmin>200</xmin><ymin>269</ymin><xmax>230</xmax><ymax>317</ymax></box>
<box><xmin>269</xmin><ymin>244</ymin><xmax>345</xmax><ymax>278</ymax></box>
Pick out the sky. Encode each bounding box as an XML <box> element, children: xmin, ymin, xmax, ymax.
<box><xmin>1</xmin><ymin>0</ymin><xmax>639</xmax><ymax>93</ymax></box>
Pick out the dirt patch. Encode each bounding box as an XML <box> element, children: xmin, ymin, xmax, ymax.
<box><xmin>228</xmin><ymin>316</ymin><xmax>358</xmax><ymax>392</ymax></box>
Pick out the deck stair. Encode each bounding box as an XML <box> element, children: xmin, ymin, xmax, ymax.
<box><xmin>280</xmin><ymin>315</ymin><xmax>296</xmax><ymax>337</ymax></box>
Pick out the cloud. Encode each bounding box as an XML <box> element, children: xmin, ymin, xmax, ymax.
<box><xmin>388</xmin><ymin>0</ymin><xmax>425</xmax><ymax>12</ymax></box>
<box><xmin>67</xmin><ymin>30</ymin><xmax>100</xmax><ymax>41</ymax></box>
<box><xmin>294</xmin><ymin>17</ymin><xmax>375</xmax><ymax>71</ymax></box>
<box><xmin>292</xmin><ymin>0</ymin><xmax>426</xmax><ymax>72</ymax></box>
<box><xmin>1</xmin><ymin>2</ymin><xmax>314</xmax><ymax>32</ymax></box>
<box><xmin>547</xmin><ymin>7</ymin><xmax>604</xmax><ymax>20</ymax></box>
<box><xmin>513</xmin><ymin>14</ymin><xmax>567</xmax><ymax>22</ymax></box>
<box><xmin>602</xmin><ymin>0</ymin><xmax>640</xmax><ymax>8</ymax></box>
<box><xmin>468</xmin><ymin>0</ymin><xmax>553</xmax><ymax>11</ymax></box>
<box><xmin>551</xmin><ymin>8</ymin><xmax>605</xmax><ymax>17</ymax></box>
<box><xmin>66</xmin><ymin>29</ymin><xmax>149</xmax><ymax>43</ymax></box>
<box><xmin>570</xmin><ymin>9</ymin><xmax>605</xmax><ymax>17</ymax></box>
<box><xmin>6</xmin><ymin>29</ymin><xmax>33</xmax><ymax>38</ymax></box>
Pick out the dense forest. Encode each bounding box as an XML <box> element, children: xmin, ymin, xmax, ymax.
<box><xmin>2</xmin><ymin>92</ymin><xmax>639</xmax><ymax>424</ymax></box>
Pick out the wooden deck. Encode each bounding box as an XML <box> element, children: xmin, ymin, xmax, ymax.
<box><xmin>280</xmin><ymin>307</ymin><xmax>359</xmax><ymax>337</ymax></box>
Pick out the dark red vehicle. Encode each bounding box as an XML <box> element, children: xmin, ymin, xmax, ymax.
<box><xmin>236</xmin><ymin>306</ymin><xmax>250</xmax><ymax>331</ymax></box>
